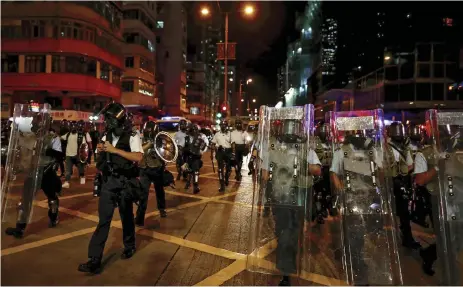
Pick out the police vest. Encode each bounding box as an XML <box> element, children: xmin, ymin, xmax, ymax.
<box><xmin>341</xmin><ymin>144</ymin><xmax>377</xmax><ymax>180</ymax></box>
<box><xmin>268</xmin><ymin>139</ymin><xmax>313</xmax><ymax>191</ymax></box>
<box><xmin>420</xmin><ymin>145</ymin><xmax>439</xmax><ymax>193</ymax></box>
<box><xmin>386</xmin><ymin>143</ymin><xmax>409</xmax><ymax>177</ymax></box>
<box><xmin>97</xmin><ymin>132</ymin><xmax>139</xmax><ymax>178</ymax></box>
<box><xmin>139</xmin><ymin>140</ymin><xmax>163</xmax><ymax>169</ymax></box>
<box><xmin>186</xmin><ymin>134</ymin><xmax>205</xmax><ymax>156</ymax></box>
<box><xmin>314</xmin><ymin>136</ymin><xmax>332</xmax><ymax>167</ymax></box>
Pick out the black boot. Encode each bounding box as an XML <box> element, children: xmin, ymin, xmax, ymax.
<box><xmin>5</xmin><ymin>223</ymin><xmax>26</xmax><ymax>238</ymax></box>
<box><xmin>279</xmin><ymin>275</ymin><xmax>290</xmax><ymax>286</ymax></box>
<box><xmin>160</xmin><ymin>209</ymin><xmax>167</xmax><ymax>218</ymax></box>
<box><xmin>184</xmin><ymin>175</ymin><xmax>191</xmax><ymax>190</ymax></box>
<box><xmin>121</xmin><ymin>247</ymin><xmax>136</xmax><ymax>259</ymax></box>
<box><xmin>49</xmin><ymin>216</ymin><xmax>59</xmax><ymax>228</ymax></box>
<box><xmin>420</xmin><ymin>247</ymin><xmax>436</xmax><ymax>276</ymax></box>
<box><xmin>135</xmin><ymin>216</ymin><xmax>144</xmax><ymax>227</ymax></box>
<box><xmin>219</xmin><ymin>180</ymin><xmax>225</xmax><ymax>192</ymax></box>
<box><xmin>78</xmin><ymin>257</ymin><xmax>102</xmax><ymax>274</ymax></box>
<box><xmin>193</xmin><ymin>184</ymin><xmax>200</xmax><ymax>194</ymax></box>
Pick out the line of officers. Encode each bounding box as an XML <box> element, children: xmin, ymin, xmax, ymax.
<box><xmin>264</xmin><ymin>119</ymin><xmax>460</xmax><ymax>285</ymax></box>
<box><xmin>3</xmin><ymin>102</ymin><xmax>254</xmax><ymax>275</ymax></box>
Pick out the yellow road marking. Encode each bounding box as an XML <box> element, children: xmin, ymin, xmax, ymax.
<box><xmin>194</xmin><ymin>260</ymin><xmax>246</xmax><ymax>286</ymax></box>
<box><xmin>1</xmin><ymin>227</ymin><xmax>95</xmax><ymax>257</ymax></box>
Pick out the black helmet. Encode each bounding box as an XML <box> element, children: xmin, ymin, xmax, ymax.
<box><xmin>274</xmin><ymin>119</ymin><xmax>306</xmax><ymax>143</ymax></box>
<box><xmin>315</xmin><ymin>123</ymin><xmax>330</xmax><ymax>142</ymax></box>
<box><xmin>407</xmin><ymin>124</ymin><xmax>423</xmax><ymax>142</ymax></box>
<box><xmin>219</xmin><ymin>120</ymin><xmax>228</xmax><ymax>132</ymax></box>
<box><xmin>77</xmin><ymin>120</ymin><xmax>85</xmax><ymax>132</ymax></box>
<box><xmin>143</xmin><ymin>120</ymin><xmax>158</xmax><ymax>140</ymax></box>
<box><xmin>191</xmin><ymin>124</ymin><xmax>200</xmax><ymax>134</ymax></box>
<box><xmin>388</xmin><ymin>122</ymin><xmax>405</xmax><ymax>143</ymax></box>
<box><xmin>100</xmin><ymin>102</ymin><xmax>127</xmax><ymax>130</ymax></box>
<box><xmin>179</xmin><ymin>119</ymin><xmax>187</xmax><ymax>132</ymax></box>
<box><xmin>235</xmin><ymin>119</ymin><xmax>243</xmax><ymax>130</ymax></box>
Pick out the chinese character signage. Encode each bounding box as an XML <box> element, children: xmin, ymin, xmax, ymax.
<box><xmin>216</xmin><ymin>43</ymin><xmax>237</xmax><ymax>60</ymax></box>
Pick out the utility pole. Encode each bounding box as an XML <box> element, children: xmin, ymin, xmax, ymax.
<box><xmin>224</xmin><ymin>12</ymin><xmax>229</xmax><ymax>111</ymax></box>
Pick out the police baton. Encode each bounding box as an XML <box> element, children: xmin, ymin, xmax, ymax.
<box><xmin>210</xmin><ymin>149</ymin><xmax>216</xmax><ymax>173</ymax></box>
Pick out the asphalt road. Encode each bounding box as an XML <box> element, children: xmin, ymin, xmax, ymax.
<box><xmin>1</xmin><ymin>152</ymin><xmax>445</xmax><ymax>285</ymax></box>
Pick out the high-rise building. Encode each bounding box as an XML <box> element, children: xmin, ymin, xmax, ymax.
<box><xmin>278</xmin><ymin>0</ymin><xmax>322</xmax><ymax>107</ymax></box>
<box><xmin>1</xmin><ymin>1</ymin><xmax>124</xmax><ymax>120</ymax></box>
<box><xmin>121</xmin><ymin>1</ymin><xmax>158</xmax><ymax>115</ymax></box>
<box><xmin>156</xmin><ymin>2</ymin><xmax>188</xmax><ymax>116</ymax></box>
<box><xmin>185</xmin><ymin>60</ymin><xmax>208</xmax><ymax>121</ymax></box>
<box><xmin>321</xmin><ymin>18</ymin><xmax>337</xmax><ymax>80</ymax></box>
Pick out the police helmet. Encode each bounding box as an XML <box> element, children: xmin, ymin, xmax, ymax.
<box><xmin>100</xmin><ymin>102</ymin><xmax>127</xmax><ymax>130</ymax></box>
<box><xmin>235</xmin><ymin>119</ymin><xmax>243</xmax><ymax>130</ymax></box>
<box><xmin>143</xmin><ymin>120</ymin><xmax>158</xmax><ymax>140</ymax></box>
<box><xmin>407</xmin><ymin>124</ymin><xmax>423</xmax><ymax>142</ymax></box>
<box><xmin>273</xmin><ymin>119</ymin><xmax>306</xmax><ymax>143</ymax></box>
<box><xmin>315</xmin><ymin>123</ymin><xmax>330</xmax><ymax>142</ymax></box>
<box><xmin>191</xmin><ymin>124</ymin><xmax>200</xmax><ymax>134</ymax></box>
<box><xmin>219</xmin><ymin>120</ymin><xmax>228</xmax><ymax>131</ymax></box>
<box><xmin>179</xmin><ymin>119</ymin><xmax>188</xmax><ymax>131</ymax></box>
<box><xmin>387</xmin><ymin>122</ymin><xmax>405</xmax><ymax>143</ymax></box>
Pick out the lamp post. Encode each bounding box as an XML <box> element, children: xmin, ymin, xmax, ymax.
<box><xmin>200</xmin><ymin>4</ymin><xmax>255</xmax><ymax>112</ymax></box>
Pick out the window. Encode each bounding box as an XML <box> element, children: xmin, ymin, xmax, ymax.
<box><xmin>139</xmin><ymin>79</ymin><xmax>154</xmax><ymax>96</ymax></box>
<box><xmin>156</xmin><ymin>21</ymin><xmax>164</xmax><ymax>29</ymax></box>
<box><xmin>1</xmin><ymin>26</ymin><xmax>21</xmax><ymax>39</ymax></box>
<box><xmin>147</xmin><ymin>39</ymin><xmax>155</xmax><ymax>52</ymax></box>
<box><xmin>124</xmin><ymin>32</ymin><xmax>139</xmax><ymax>43</ymax></box>
<box><xmin>122</xmin><ymin>81</ymin><xmax>134</xmax><ymax>92</ymax></box>
<box><xmin>52</xmin><ymin>55</ymin><xmax>66</xmax><ymax>72</ymax></box>
<box><xmin>25</xmin><ymin>55</ymin><xmax>46</xmax><ymax>73</ymax></box>
<box><xmin>59</xmin><ymin>21</ymin><xmax>74</xmax><ymax>38</ymax></box>
<box><xmin>100</xmin><ymin>62</ymin><xmax>110</xmax><ymax>82</ymax></box>
<box><xmin>190</xmin><ymin>107</ymin><xmax>200</xmax><ymax>115</ymax></box>
<box><xmin>125</xmin><ymin>57</ymin><xmax>134</xmax><ymax>68</ymax></box>
<box><xmin>1</xmin><ymin>54</ymin><xmax>19</xmax><ymax>73</ymax></box>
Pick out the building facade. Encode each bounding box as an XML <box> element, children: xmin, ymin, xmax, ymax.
<box><xmin>156</xmin><ymin>2</ymin><xmax>188</xmax><ymax>116</ymax></box>
<box><xmin>120</xmin><ymin>1</ymin><xmax>158</xmax><ymax>115</ymax></box>
<box><xmin>185</xmin><ymin>60</ymin><xmax>209</xmax><ymax>122</ymax></box>
<box><xmin>278</xmin><ymin>0</ymin><xmax>322</xmax><ymax>107</ymax></box>
<box><xmin>1</xmin><ymin>1</ymin><xmax>124</xmax><ymax>119</ymax></box>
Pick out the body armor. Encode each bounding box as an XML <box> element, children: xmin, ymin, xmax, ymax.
<box><xmin>187</xmin><ymin>134</ymin><xmax>205</xmax><ymax>156</ymax></box>
<box><xmin>139</xmin><ymin>140</ymin><xmax>163</xmax><ymax>169</ymax></box>
<box><xmin>386</xmin><ymin>143</ymin><xmax>409</xmax><ymax>177</ymax></box>
<box><xmin>314</xmin><ymin>136</ymin><xmax>332</xmax><ymax>167</ymax></box>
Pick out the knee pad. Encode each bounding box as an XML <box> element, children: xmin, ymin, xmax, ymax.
<box><xmin>194</xmin><ymin>171</ymin><xmax>199</xmax><ymax>183</ymax></box>
<box><xmin>48</xmin><ymin>199</ymin><xmax>59</xmax><ymax>214</ymax></box>
<box><xmin>16</xmin><ymin>201</ymin><xmax>24</xmax><ymax>222</ymax></box>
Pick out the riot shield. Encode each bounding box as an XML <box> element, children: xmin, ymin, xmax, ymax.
<box><xmin>247</xmin><ymin>105</ymin><xmax>314</xmax><ymax>279</ymax></box>
<box><xmin>327</xmin><ymin>109</ymin><xmax>402</xmax><ymax>286</ymax></box>
<box><xmin>1</xmin><ymin>103</ymin><xmax>51</xmax><ymax>225</ymax></box>
<box><xmin>427</xmin><ymin>110</ymin><xmax>463</xmax><ymax>285</ymax></box>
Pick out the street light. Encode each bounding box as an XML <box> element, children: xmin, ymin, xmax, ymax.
<box><xmin>199</xmin><ymin>4</ymin><xmax>256</xmax><ymax>114</ymax></box>
<box><xmin>246</xmin><ymin>78</ymin><xmax>253</xmax><ymax>84</ymax></box>
<box><xmin>241</xmin><ymin>99</ymin><xmax>244</xmax><ymax>102</ymax></box>
<box><xmin>244</xmin><ymin>5</ymin><xmax>254</xmax><ymax>16</ymax></box>
<box><xmin>252</xmin><ymin>99</ymin><xmax>256</xmax><ymax>103</ymax></box>
<box><xmin>200</xmin><ymin>7</ymin><xmax>210</xmax><ymax>16</ymax></box>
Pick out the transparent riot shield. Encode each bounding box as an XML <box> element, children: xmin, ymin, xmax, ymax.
<box><xmin>1</xmin><ymin>103</ymin><xmax>51</xmax><ymax>225</ymax></box>
<box><xmin>247</xmin><ymin>105</ymin><xmax>314</xmax><ymax>280</ymax></box>
<box><xmin>327</xmin><ymin>109</ymin><xmax>403</xmax><ymax>286</ymax></box>
<box><xmin>427</xmin><ymin>110</ymin><xmax>463</xmax><ymax>285</ymax></box>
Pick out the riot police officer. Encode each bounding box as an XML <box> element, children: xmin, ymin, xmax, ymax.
<box><xmin>78</xmin><ymin>102</ymin><xmax>143</xmax><ymax>274</ymax></box>
<box><xmin>230</xmin><ymin>119</ymin><xmax>250</xmax><ymax>181</ymax></box>
<box><xmin>135</xmin><ymin>120</ymin><xmax>167</xmax><ymax>227</ymax></box>
<box><xmin>174</xmin><ymin>119</ymin><xmax>189</xmax><ymax>181</ymax></box>
<box><xmin>184</xmin><ymin>124</ymin><xmax>209</xmax><ymax>194</ymax></box>
<box><xmin>249</xmin><ymin>105</ymin><xmax>321</xmax><ymax>286</ymax></box>
<box><xmin>4</xmin><ymin>108</ymin><xmax>61</xmax><ymax>238</ymax></box>
<box><xmin>211</xmin><ymin>120</ymin><xmax>232</xmax><ymax>192</ymax></box>
<box><xmin>312</xmin><ymin>123</ymin><xmax>334</xmax><ymax>224</ymax></box>
<box><xmin>415</xmin><ymin>119</ymin><xmax>463</xmax><ymax>280</ymax></box>
<box><xmin>386</xmin><ymin>122</ymin><xmax>421</xmax><ymax>249</ymax></box>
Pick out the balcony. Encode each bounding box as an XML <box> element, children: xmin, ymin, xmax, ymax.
<box><xmin>1</xmin><ymin>73</ymin><xmax>121</xmax><ymax>100</ymax></box>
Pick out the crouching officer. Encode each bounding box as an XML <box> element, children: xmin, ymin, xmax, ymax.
<box><xmin>184</xmin><ymin>124</ymin><xmax>209</xmax><ymax>194</ymax></box>
<box><xmin>174</xmin><ymin>119</ymin><xmax>189</xmax><ymax>181</ymax></box>
<box><xmin>212</xmin><ymin>120</ymin><xmax>232</xmax><ymax>192</ymax></box>
<box><xmin>78</xmin><ymin>102</ymin><xmax>143</xmax><ymax>274</ymax></box>
<box><xmin>135</xmin><ymin>120</ymin><xmax>167</xmax><ymax>227</ymax></box>
<box><xmin>386</xmin><ymin>122</ymin><xmax>421</xmax><ymax>249</ymax></box>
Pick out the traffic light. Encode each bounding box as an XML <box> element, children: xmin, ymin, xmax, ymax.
<box><xmin>216</xmin><ymin>112</ymin><xmax>222</xmax><ymax>118</ymax></box>
<box><xmin>222</xmin><ymin>106</ymin><xmax>227</xmax><ymax>111</ymax></box>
